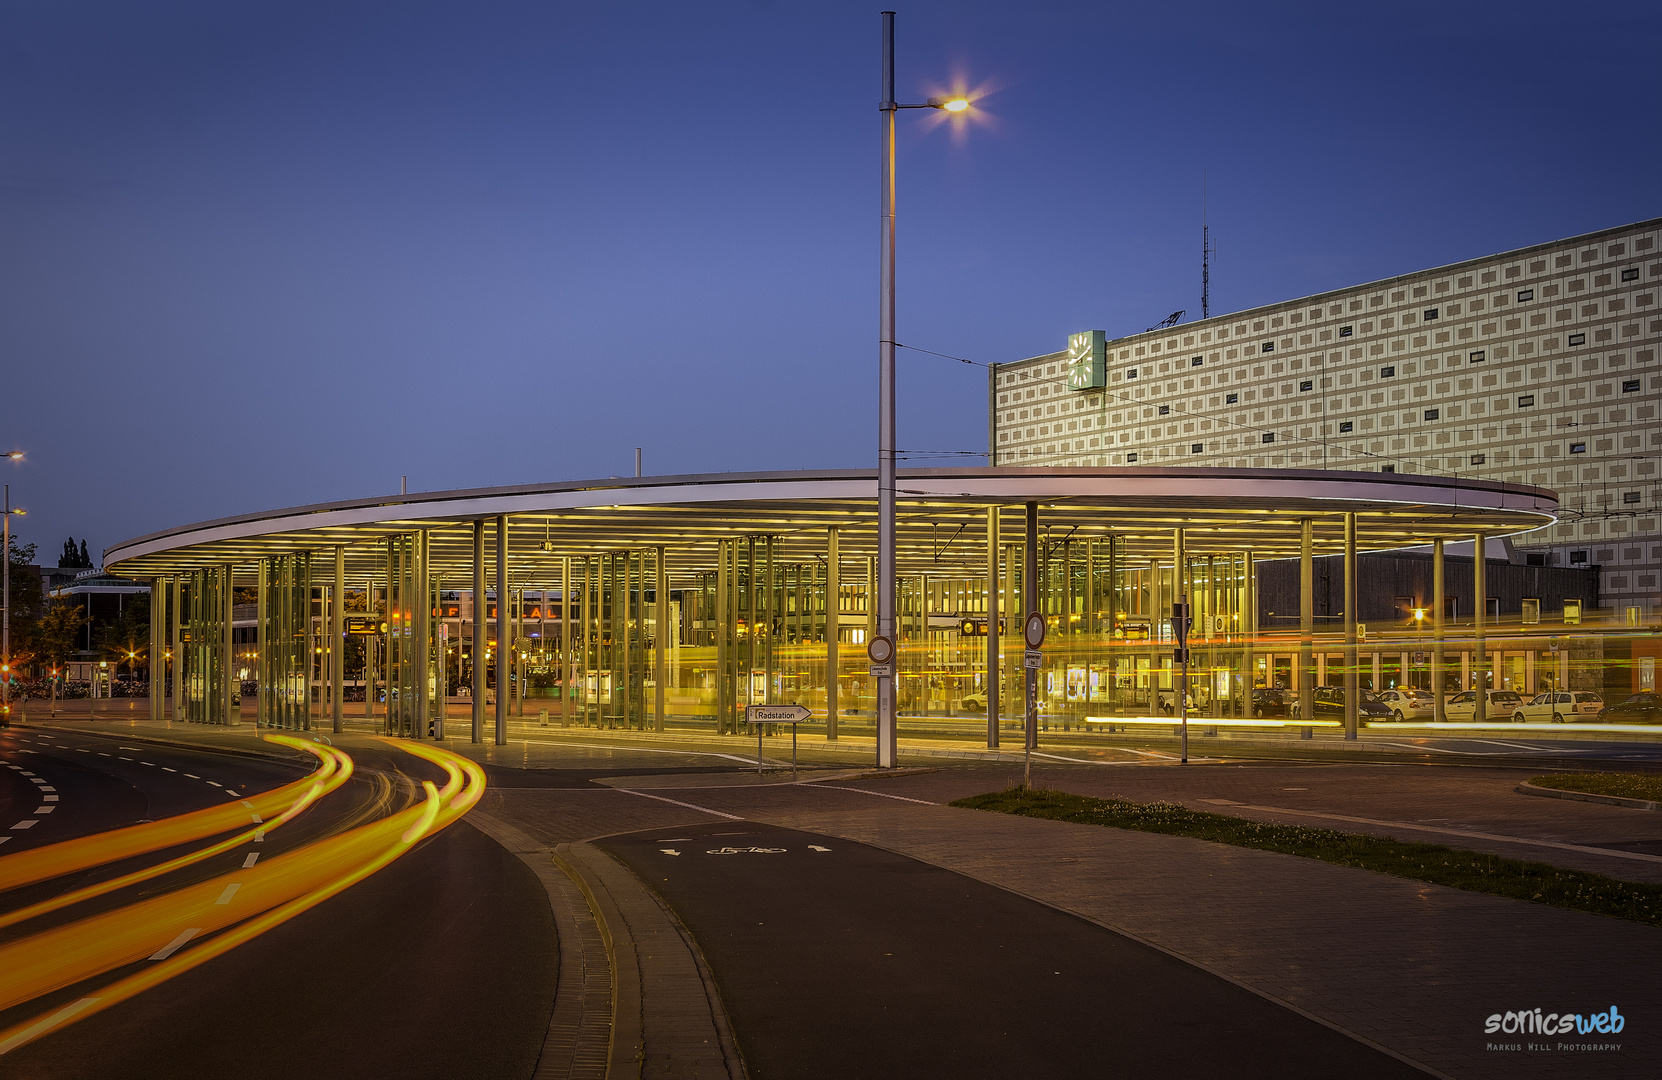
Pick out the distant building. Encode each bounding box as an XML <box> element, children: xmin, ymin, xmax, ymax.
<box><xmin>990</xmin><ymin>217</ymin><xmax>1661</xmax><ymax>616</ymax></box>
<box><xmin>50</xmin><ymin>569</ymin><xmax>148</xmax><ymax>680</ymax></box>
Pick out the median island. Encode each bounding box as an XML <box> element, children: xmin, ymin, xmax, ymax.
<box><xmin>951</xmin><ymin>787</ymin><xmax>1662</xmax><ymax>927</ymax></box>
<box><xmin>1527</xmin><ymin>773</ymin><xmax>1662</xmax><ymax>803</ymax></box>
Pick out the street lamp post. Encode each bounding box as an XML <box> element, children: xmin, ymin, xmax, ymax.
<box><xmin>876</xmin><ymin>11</ymin><xmax>967</xmax><ymax>768</ymax></box>
<box><xmin>2</xmin><ymin>472</ymin><xmax>25</xmax><ymax>725</ymax></box>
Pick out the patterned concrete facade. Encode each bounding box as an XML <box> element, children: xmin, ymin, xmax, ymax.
<box><xmin>989</xmin><ymin>218</ymin><xmax>1662</xmax><ymax>611</ymax></box>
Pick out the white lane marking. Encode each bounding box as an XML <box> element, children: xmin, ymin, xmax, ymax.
<box><xmin>140</xmin><ymin>761</ymin><xmax>157</xmax><ymax>767</ymax></box>
<box><xmin>0</xmin><ymin>837</ymin><xmax>9</xmax><ymax>846</ymax></box>
<box><xmin>41</xmin><ymin>795</ymin><xmax>57</xmax><ymax>802</ymax></box>
<box><xmin>253</xmin><ymin>831</ymin><xmax>265</xmax><ymax>842</ymax></box>
<box><xmin>1462</xmin><ymin>738</ymin><xmax>1579</xmax><ymax>753</ymax></box>
<box><xmin>242</xmin><ymin>852</ymin><xmax>260</xmax><ymax>868</ymax></box>
<box><xmin>817</xmin><ymin>785</ymin><xmax>937</xmax><ymax>806</ymax></box>
<box><xmin>540</xmin><ymin>740</ymin><xmax>765</xmax><ymax>767</ymax></box>
<box><xmin>213</xmin><ymin>883</ymin><xmax>241</xmax><ymax>905</ymax></box>
<box><xmin>0</xmin><ymin>996</ymin><xmax>101</xmax><ymax>1054</ymax></box>
<box><xmin>33</xmin><ymin>805</ymin><xmax>54</xmax><ymax>815</ymax></box>
<box><xmin>117</xmin><ymin>757</ymin><xmax>133</xmax><ymax>762</ymax></box>
<box><xmin>206</xmin><ymin>781</ymin><xmax>222</xmax><ymax>787</ymax></box>
<box><xmin>119</xmin><ymin>747</ymin><xmax>146</xmax><ymax>751</ymax></box>
<box><xmin>248</xmin><ymin>813</ymin><xmax>263</xmax><ymax>823</ymax></box>
<box><xmin>148</xmin><ymin>928</ymin><xmax>201</xmax><ymax>961</ymax></box>
<box><xmin>1220</xmin><ymin>802</ymin><xmax>1662</xmax><ymax>865</ymax></box>
<box><xmin>74</xmin><ymin>749</ymin><xmax>90</xmax><ymax>753</ymax></box>
<box><xmin>97</xmin><ymin>753</ymin><xmax>111</xmax><ymax>758</ymax></box>
<box><xmin>183</xmin><ymin>774</ymin><xmax>199</xmax><ymax>779</ymax></box>
<box><xmin>29</xmin><ymin>779</ymin><xmax>47</xmax><ymax>786</ymax></box>
<box><xmin>240</xmin><ymin>800</ymin><xmax>254</xmax><ymax>808</ymax></box>
<box><xmin>808</xmin><ymin>844</ymin><xmax>832</xmax><ymax>852</ymax></box>
<box><xmin>707</xmin><ymin>846</ymin><xmax>786</xmax><ymax>855</ymax></box>
<box><xmin>11</xmin><ymin>820</ymin><xmax>36</xmax><ymax>830</ymax></box>
<box><xmin>18</xmin><ymin>771</ymin><xmax>34</xmax><ymax>777</ymax></box>
<box><xmin>659</xmin><ymin>849</ymin><xmax>681</xmax><ymax>856</ymax></box>
<box><xmin>162</xmin><ymin>767</ymin><xmax>176</xmax><ymax>772</ymax></box>
<box><xmin>37</xmin><ymin>786</ymin><xmax>54</xmax><ymax>793</ymax></box>
<box><xmin>615</xmin><ymin>788</ymin><xmax>744</xmax><ymax>820</ymax></box>
<box><xmin>4</xmin><ymin>765</ymin><xmax>18</xmax><ymax>770</ymax></box>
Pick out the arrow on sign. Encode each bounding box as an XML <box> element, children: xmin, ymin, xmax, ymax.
<box><xmin>745</xmin><ymin>704</ymin><xmax>812</xmax><ymax>724</ymax></box>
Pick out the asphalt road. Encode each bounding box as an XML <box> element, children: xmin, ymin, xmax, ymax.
<box><xmin>0</xmin><ymin>725</ymin><xmax>556</xmax><ymax>1080</ymax></box>
<box><xmin>602</xmin><ymin>820</ymin><xmax>1426</xmax><ymax>1080</ymax></box>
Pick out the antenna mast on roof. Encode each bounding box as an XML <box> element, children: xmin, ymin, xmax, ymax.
<box><xmin>1201</xmin><ymin>174</ymin><xmax>1214</xmax><ymax>320</ymax></box>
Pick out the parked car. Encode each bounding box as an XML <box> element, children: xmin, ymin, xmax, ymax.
<box><xmin>1443</xmin><ymin>689</ymin><xmax>1525</xmax><ymax>721</ymax></box>
<box><xmin>1248</xmin><ymin>687</ymin><xmax>1289</xmax><ymax>717</ymax></box>
<box><xmin>1511</xmin><ymin>691</ymin><xmax>1603</xmax><ymax>723</ymax></box>
<box><xmin>1289</xmin><ymin>686</ymin><xmax>1392</xmax><ymax>721</ymax></box>
<box><xmin>1597</xmin><ymin>693</ymin><xmax>1662</xmax><ymax>724</ymax></box>
<box><xmin>1376</xmin><ymin>688</ymin><xmax>1437</xmax><ymax>721</ymax></box>
<box><xmin>960</xmin><ymin>692</ymin><xmax>988</xmax><ymax>712</ymax></box>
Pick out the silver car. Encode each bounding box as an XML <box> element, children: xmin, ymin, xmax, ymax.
<box><xmin>1511</xmin><ymin>691</ymin><xmax>1603</xmax><ymax>723</ymax></box>
<box><xmin>1376</xmin><ymin>688</ymin><xmax>1437</xmax><ymax>721</ymax></box>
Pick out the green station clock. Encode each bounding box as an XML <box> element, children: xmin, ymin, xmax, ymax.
<box><xmin>1066</xmin><ymin>330</ymin><xmax>1106</xmax><ymax>390</ymax></box>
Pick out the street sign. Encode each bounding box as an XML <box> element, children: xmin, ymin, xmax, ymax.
<box><xmin>868</xmin><ymin>665</ymin><xmax>892</xmax><ymax>677</ymax></box>
<box><xmin>1172</xmin><ymin>602</ymin><xmax>1191</xmax><ymax>645</ymax></box>
<box><xmin>1024</xmin><ymin>612</ymin><xmax>1046</xmax><ymax>649</ymax></box>
<box><xmin>745</xmin><ymin>704</ymin><xmax>811</xmax><ymax>724</ymax></box>
<box><xmin>867</xmin><ymin>635</ymin><xmax>894</xmax><ymax>666</ymax></box>
<box><xmin>345</xmin><ymin>616</ymin><xmax>384</xmax><ymax>636</ymax></box>
<box><xmin>958</xmin><ymin>616</ymin><xmax>1006</xmax><ymax>637</ymax></box>
<box><xmin>1023</xmin><ymin>649</ymin><xmax>1042</xmax><ymax>670</ymax></box>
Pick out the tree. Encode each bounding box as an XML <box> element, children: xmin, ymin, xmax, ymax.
<box><xmin>7</xmin><ymin>539</ymin><xmax>44</xmax><ymax>670</ymax></box>
<box><xmin>58</xmin><ymin>537</ymin><xmax>93</xmax><ymax>569</ymax></box>
<box><xmin>34</xmin><ymin>600</ymin><xmax>87</xmax><ymax>671</ymax></box>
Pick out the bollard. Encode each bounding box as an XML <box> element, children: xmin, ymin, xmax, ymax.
<box><xmin>538</xmin><ymin>708</ymin><xmax>548</xmax><ymax>727</ymax></box>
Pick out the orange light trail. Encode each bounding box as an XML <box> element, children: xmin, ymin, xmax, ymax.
<box><xmin>0</xmin><ymin>735</ymin><xmax>352</xmax><ymax>932</ymax></box>
<box><xmin>0</xmin><ymin>734</ymin><xmax>336</xmax><ymax>894</ymax></box>
<box><xmin>0</xmin><ymin>740</ymin><xmax>485</xmax><ymax>1056</ymax></box>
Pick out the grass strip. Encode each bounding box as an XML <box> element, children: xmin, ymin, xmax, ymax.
<box><xmin>950</xmin><ymin>787</ymin><xmax>1662</xmax><ymax>927</ymax></box>
<box><xmin>1529</xmin><ymin>772</ymin><xmax>1662</xmax><ymax>803</ymax></box>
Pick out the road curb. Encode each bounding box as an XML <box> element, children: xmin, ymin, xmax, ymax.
<box><xmin>1516</xmin><ymin>780</ymin><xmax>1662</xmax><ymax>811</ymax></box>
<box><xmin>557</xmin><ymin>842</ymin><xmax>747</xmax><ymax>1080</ymax></box>
<box><xmin>465</xmin><ymin>812</ymin><xmax>612</xmax><ymax>1080</ymax></box>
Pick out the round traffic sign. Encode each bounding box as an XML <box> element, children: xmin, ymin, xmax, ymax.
<box><xmin>1024</xmin><ymin>611</ymin><xmax>1046</xmax><ymax>649</ymax></box>
<box><xmin>867</xmin><ymin>635</ymin><xmax>894</xmax><ymax>665</ymax></box>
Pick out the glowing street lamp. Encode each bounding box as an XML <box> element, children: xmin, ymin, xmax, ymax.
<box><xmin>876</xmin><ymin>11</ymin><xmax>973</xmax><ymax>768</ymax></box>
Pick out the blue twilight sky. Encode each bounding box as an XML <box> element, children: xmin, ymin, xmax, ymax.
<box><xmin>1</xmin><ymin>0</ymin><xmax>1658</xmax><ymax>563</ymax></box>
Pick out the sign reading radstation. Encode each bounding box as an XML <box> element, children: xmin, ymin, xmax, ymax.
<box><xmin>1066</xmin><ymin>330</ymin><xmax>1107</xmax><ymax>391</ymax></box>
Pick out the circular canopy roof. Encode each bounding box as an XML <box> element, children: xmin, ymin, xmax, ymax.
<box><xmin>106</xmin><ymin>467</ymin><xmax>1557</xmax><ymax>583</ymax></box>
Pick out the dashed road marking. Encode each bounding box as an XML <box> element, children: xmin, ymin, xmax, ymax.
<box><xmin>33</xmin><ymin>805</ymin><xmax>54</xmax><ymax>815</ymax></box>
<box><xmin>11</xmin><ymin>820</ymin><xmax>37</xmax><ymax>830</ymax></box>
<box><xmin>213</xmin><ymin>883</ymin><xmax>241</xmax><ymax>905</ymax></box>
<box><xmin>149</xmin><ymin>928</ymin><xmax>201</xmax><ymax>961</ymax></box>
<box><xmin>242</xmin><ymin>853</ymin><xmax>260</xmax><ymax>868</ymax></box>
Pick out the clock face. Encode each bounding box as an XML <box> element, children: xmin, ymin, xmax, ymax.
<box><xmin>1067</xmin><ymin>330</ymin><xmax>1105</xmax><ymax>390</ymax></box>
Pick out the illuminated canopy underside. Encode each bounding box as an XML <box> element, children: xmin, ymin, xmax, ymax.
<box><xmin>106</xmin><ymin>467</ymin><xmax>1558</xmax><ymax>585</ymax></box>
